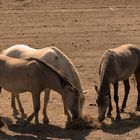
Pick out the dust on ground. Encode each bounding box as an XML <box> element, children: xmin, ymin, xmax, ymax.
<box><xmin>0</xmin><ymin>0</ymin><xmax>140</xmax><ymax>139</ymax></box>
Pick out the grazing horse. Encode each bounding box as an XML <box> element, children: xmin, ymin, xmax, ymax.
<box><xmin>95</xmin><ymin>44</ymin><xmax>140</xmax><ymax>121</ymax></box>
<box><xmin>2</xmin><ymin>44</ymin><xmax>86</xmax><ymax>123</ymax></box>
<box><xmin>0</xmin><ymin>55</ymin><xmax>81</xmax><ymax>124</ymax></box>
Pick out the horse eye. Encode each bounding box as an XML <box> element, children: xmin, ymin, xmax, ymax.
<box><xmin>72</xmin><ymin>88</ymin><xmax>78</xmax><ymax>96</ymax></box>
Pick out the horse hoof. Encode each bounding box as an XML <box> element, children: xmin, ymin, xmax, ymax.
<box><xmin>67</xmin><ymin>116</ymin><xmax>72</xmax><ymax>122</ymax></box>
<box><xmin>22</xmin><ymin>113</ymin><xmax>27</xmax><ymax>118</ymax></box>
<box><xmin>12</xmin><ymin>110</ymin><xmax>19</xmax><ymax>116</ymax></box>
<box><xmin>43</xmin><ymin>117</ymin><xmax>49</xmax><ymax>124</ymax></box>
<box><xmin>115</xmin><ymin>115</ymin><xmax>121</xmax><ymax>120</ymax></box>
<box><xmin>120</xmin><ymin>108</ymin><xmax>124</xmax><ymax>113</ymax></box>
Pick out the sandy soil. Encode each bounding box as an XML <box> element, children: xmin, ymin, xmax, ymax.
<box><xmin>0</xmin><ymin>0</ymin><xmax>140</xmax><ymax>139</ymax></box>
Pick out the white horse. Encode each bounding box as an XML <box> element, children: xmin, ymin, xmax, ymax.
<box><xmin>2</xmin><ymin>44</ymin><xmax>86</xmax><ymax>123</ymax></box>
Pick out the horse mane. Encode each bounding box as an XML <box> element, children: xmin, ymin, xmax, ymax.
<box><xmin>50</xmin><ymin>47</ymin><xmax>82</xmax><ymax>92</ymax></box>
<box><xmin>99</xmin><ymin>49</ymin><xmax>116</xmax><ymax>80</ymax></box>
<box><xmin>26</xmin><ymin>57</ymin><xmax>78</xmax><ymax>92</ymax></box>
<box><xmin>51</xmin><ymin>47</ymin><xmax>75</xmax><ymax>68</ymax></box>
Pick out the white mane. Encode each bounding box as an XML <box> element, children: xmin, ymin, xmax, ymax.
<box><xmin>2</xmin><ymin>44</ymin><xmax>83</xmax><ymax>94</ymax></box>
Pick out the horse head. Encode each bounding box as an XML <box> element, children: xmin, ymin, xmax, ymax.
<box><xmin>95</xmin><ymin>85</ymin><xmax>110</xmax><ymax>121</ymax></box>
<box><xmin>63</xmin><ymin>78</ymin><xmax>81</xmax><ymax>121</ymax></box>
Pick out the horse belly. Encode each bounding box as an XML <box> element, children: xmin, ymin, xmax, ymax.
<box><xmin>0</xmin><ymin>74</ymin><xmax>30</xmax><ymax>92</ymax></box>
<box><xmin>0</xmin><ymin>82</ymin><xmax>27</xmax><ymax>93</ymax></box>
<box><xmin>116</xmin><ymin>65</ymin><xmax>136</xmax><ymax>81</ymax></box>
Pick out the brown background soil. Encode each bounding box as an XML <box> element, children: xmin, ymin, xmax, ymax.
<box><xmin>0</xmin><ymin>0</ymin><xmax>140</xmax><ymax>139</ymax></box>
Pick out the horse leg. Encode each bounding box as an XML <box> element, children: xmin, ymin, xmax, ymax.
<box><xmin>15</xmin><ymin>93</ymin><xmax>26</xmax><ymax>118</ymax></box>
<box><xmin>79</xmin><ymin>94</ymin><xmax>85</xmax><ymax>117</ymax></box>
<box><xmin>43</xmin><ymin>89</ymin><xmax>71</xmax><ymax>122</ymax></box>
<box><xmin>34</xmin><ymin>92</ymin><xmax>41</xmax><ymax>125</ymax></box>
<box><xmin>113</xmin><ymin>82</ymin><xmax>121</xmax><ymax>120</ymax></box>
<box><xmin>135</xmin><ymin>72</ymin><xmax>140</xmax><ymax>111</ymax></box>
<box><xmin>121</xmin><ymin>79</ymin><xmax>130</xmax><ymax>112</ymax></box>
<box><xmin>27</xmin><ymin>92</ymin><xmax>41</xmax><ymax>125</ymax></box>
<box><xmin>62</xmin><ymin>97</ymin><xmax>71</xmax><ymax>121</ymax></box>
<box><xmin>42</xmin><ymin>88</ymin><xmax>50</xmax><ymax>124</ymax></box>
<box><xmin>11</xmin><ymin>93</ymin><xmax>19</xmax><ymax>115</ymax></box>
<box><xmin>107</xmin><ymin>92</ymin><xmax>113</xmax><ymax>118</ymax></box>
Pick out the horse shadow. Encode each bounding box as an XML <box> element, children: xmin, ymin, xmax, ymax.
<box><xmin>0</xmin><ymin>130</ymin><xmax>37</xmax><ymax>140</ymax></box>
<box><xmin>101</xmin><ymin>112</ymin><xmax>140</xmax><ymax>134</ymax></box>
<box><xmin>0</xmin><ymin>117</ymin><xmax>92</xmax><ymax>140</ymax></box>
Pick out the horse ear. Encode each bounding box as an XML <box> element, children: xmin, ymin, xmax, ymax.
<box><xmin>95</xmin><ymin>85</ymin><xmax>99</xmax><ymax>94</ymax></box>
<box><xmin>83</xmin><ymin>90</ymin><xmax>88</xmax><ymax>94</ymax></box>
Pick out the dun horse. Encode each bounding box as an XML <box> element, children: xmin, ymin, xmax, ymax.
<box><xmin>2</xmin><ymin>44</ymin><xmax>86</xmax><ymax>123</ymax></box>
<box><xmin>95</xmin><ymin>44</ymin><xmax>140</xmax><ymax>121</ymax></box>
<box><xmin>0</xmin><ymin>55</ymin><xmax>80</xmax><ymax>124</ymax></box>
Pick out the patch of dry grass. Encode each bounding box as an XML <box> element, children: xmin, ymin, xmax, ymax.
<box><xmin>65</xmin><ymin>115</ymin><xmax>101</xmax><ymax>130</ymax></box>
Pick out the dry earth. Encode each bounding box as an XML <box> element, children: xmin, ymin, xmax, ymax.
<box><xmin>0</xmin><ymin>0</ymin><xmax>140</xmax><ymax>139</ymax></box>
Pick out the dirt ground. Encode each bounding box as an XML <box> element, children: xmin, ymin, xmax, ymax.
<box><xmin>0</xmin><ymin>0</ymin><xmax>140</xmax><ymax>139</ymax></box>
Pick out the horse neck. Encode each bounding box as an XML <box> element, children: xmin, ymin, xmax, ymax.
<box><xmin>41</xmin><ymin>65</ymin><xmax>66</xmax><ymax>96</ymax></box>
<box><xmin>52</xmin><ymin>47</ymin><xmax>83</xmax><ymax>93</ymax></box>
<box><xmin>99</xmin><ymin>78</ymin><xmax>110</xmax><ymax>96</ymax></box>
<box><xmin>65</xmin><ymin>64</ymin><xmax>83</xmax><ymax>93</ymax></box>
<box><xmin>99</xmin><ymin>65</ymin><xmax>110</xmax><ymax>96</ymax></box>
<box><xmin>46</xmin><ymin>78</ymin><xmax>65</xmax><ymax>95</ymax></box>
<box><xmin>99</xmin><ymin>54</ymin><xmax>111</xmax><ymax>95</ymax></box>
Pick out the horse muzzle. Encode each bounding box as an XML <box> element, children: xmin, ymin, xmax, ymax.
<box><xmin>98</xmin><ymin>116</ymin><xmax>105</xmax><ymax>122</ymax></box>
<box><xmin>72</xmin><ymin>113</ymin><xmax>81</xmax><ymax>121</ymax></box>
